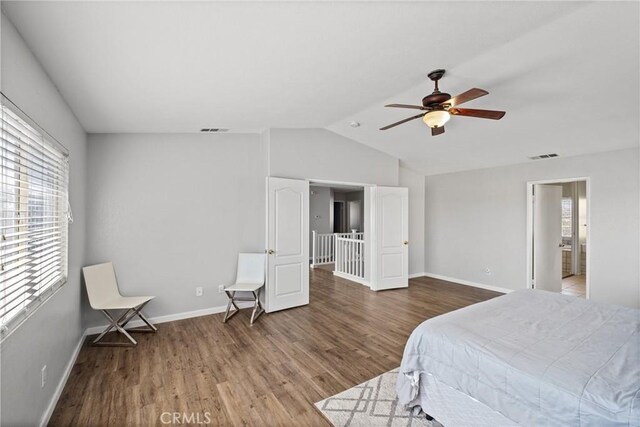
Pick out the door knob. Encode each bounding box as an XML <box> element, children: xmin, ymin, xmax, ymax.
<box><xmin>404</xmin><ymin>241</ymin><xmax>409</xmax><ymax>245</ymax></box>
<box><xmin>267</xmin><ymin>249</ymin><xmax>274</xmax><ymax>254</ymax></box>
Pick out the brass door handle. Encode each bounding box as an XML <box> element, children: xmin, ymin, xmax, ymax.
<box><xmin>404</xmin><ymin>241</ymin><xmax>409</xmax><ymax>245</ymax></box>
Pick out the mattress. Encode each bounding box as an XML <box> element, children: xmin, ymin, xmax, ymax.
<box><xmin>397</xmin><ymin>289</ymin><xmax>640</xmax><ymax>426</ymax></box>
<box><xmin>415</xmin><ymin>371</ymin><xmax>517</xmax><ymax>426</ymax></box>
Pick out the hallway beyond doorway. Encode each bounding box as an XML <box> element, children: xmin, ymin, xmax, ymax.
<box><xmin>562</xmin><ymin>275</ymin><xmax>586</xmax><ymax>298</ymax></box>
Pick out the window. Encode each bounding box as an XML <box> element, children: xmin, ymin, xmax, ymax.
<box><xmin>561</xmin><ymin>197</ymin><xmax>572</xmax><ymax>238</ymax></box>
<box><xmin>0</xmin><ymin>97</ymin><xmax>70</xmax><ymax>337</ymax></box>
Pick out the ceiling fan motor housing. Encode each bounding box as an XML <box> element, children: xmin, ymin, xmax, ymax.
<box><xmin>423</xmin><ymin>68</ymin><xmax>452</xmax><ymax>106</ymax></box>
<box><xmin>422</xmin><ymin>92</ymin><xmax>451</xmax><ymax>107</ymax></box>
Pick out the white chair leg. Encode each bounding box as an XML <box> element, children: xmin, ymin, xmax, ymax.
<box><xmin>136</xmin><ymin>311</ymin><xmax>158</xmax><ymax>332</ymax></box>
<box><xmin>92</xmin><ymin>303</ymin><xmax>157</xmax><ymax>346</ymax></box>
<box><xmin>249</xmin><ymin>290</ymin><xmax>264</xmax><ymax>325</ymax></box>
<box><xmin>120</xmin><ymin>301</ymin><xmax>157</xmax><ymax>332</ymax></box>
<box><xmin>93</xmin><ymin>309</ymin><xmax>137</xmax><ymax>346</ymax></box>
<box><xmin>223</xmin><ymin>291</ymin><xmax>240</xmax><ymax>323</ymax></box>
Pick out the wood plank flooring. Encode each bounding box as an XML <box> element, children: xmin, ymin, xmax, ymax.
<box><xmin>49</xmin><ymin>270</ymin><xmax>501</xmax><ymax>426</ymax></box>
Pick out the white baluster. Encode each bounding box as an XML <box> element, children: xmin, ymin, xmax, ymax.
<box><xmin>359</xmin><ymin>242</ymin><xmax>363</xmax><ymax>278</ymax></box>
<box><xmin>330</xmin><ymin>234</ymin><xmax>334</xmax><ymax>263</ymax></box>
<box><xmin>349</xmin><ymin>240</ymin><xmax>353</xmax><ymax>276</ymax></box>
<box><xmin>356</xmin><ymin>242</ymin><xmax>360</xmax><ymax>277</ymax></box>
<box><xmin>312</xmin><ymin>230</ymin><xmax>316</xmax><ymax>266</ymax></box>
<box><xmin>322</xmin><ymin>235</ymin><xmax>326</xmax><ymax>264</ymax></box>
<box><xmin>345</xmin><ymin>240</ymin><xmax>348</xmax><ymax>275</ymax></box>
<box><xmin>322</xmin><ymin>235</ymin><xmax>327</xmax><ymax>262</ymax></box>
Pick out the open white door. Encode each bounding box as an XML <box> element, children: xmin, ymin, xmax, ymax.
<box><xmin>533</xmin><ymin>184</ymin><xmax>562</xmax><ymax>292</ymax></box>
<box><xmin>265</xmin><ymin>177</ymin><xmax>309</xmax><ymax>312</ymax></box>
<box><xmin>371</xmin><ymin>186</ymin><xmax>408</xmax><ymax>291</ymax></box>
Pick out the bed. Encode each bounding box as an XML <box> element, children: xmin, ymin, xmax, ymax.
<box><xmin>397</xmin><ymin>289</ymin><xmax>640</xmax><ymax>426</ymax></box>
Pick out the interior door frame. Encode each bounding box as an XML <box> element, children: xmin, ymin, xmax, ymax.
<box><xmin>306</xmin><ymin>178</ymin><xmax>375</xmax><ymax>286</ymax></box>
<box><xmin>333</xmin><ymin>200</ymin><xmax>346</xmax><ymax>233</ymax></box>
<box><xmin>526</xmin><ymin>177</ymin><xmax>591</xmax><ymax>298</ymax></box>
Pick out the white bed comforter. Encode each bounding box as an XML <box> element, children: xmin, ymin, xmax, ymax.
<box><xmin>397</xmin><ymin>289</ymin><xmax>640</xmax><ymax>426</ymax></box>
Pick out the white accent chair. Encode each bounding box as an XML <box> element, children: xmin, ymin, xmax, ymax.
<box><xmin>223</xmin><ymin>253</ymin><xmax>265</xmax><ymax>325</ymax></box>
<box><xmin>83</xmin><ymin>262</ymin><xmax>157</xmax><ymax>346</ymax></box>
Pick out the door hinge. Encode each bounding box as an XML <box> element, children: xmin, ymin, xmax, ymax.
<box><xmin>531</xmin><ymin>279</ymin><xmax>535</xmax><ymax>289</ymax></box>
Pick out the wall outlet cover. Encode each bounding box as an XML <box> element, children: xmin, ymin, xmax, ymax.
<box><xmin>195</xmin><ymin>286</ymin><xmax>203</xmax><ymax>297</ymax></box>
<box><xmin>218</xmin><ymin>284</ymin><xmax>225</xmax><ymax>293</ymax></box>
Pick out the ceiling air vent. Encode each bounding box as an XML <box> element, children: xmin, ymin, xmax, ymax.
<box><xmin>200</xmin><ymin>128</ymin><xmax>229</xmax><ymax>133</ymax></box>
<box><xmin>529</xmin><ymin>153</ymin><xmax>559</xmax><ymax>160</ymax></box>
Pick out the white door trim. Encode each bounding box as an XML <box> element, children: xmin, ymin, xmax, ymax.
<box><xmin>526</xmin><ymin>177</ymin><xmax>591</xmax><ymax>298</ymax></box>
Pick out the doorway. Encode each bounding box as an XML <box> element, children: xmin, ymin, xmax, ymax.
<box><xmin>310</xmin><ymin>183</ymin><xmax>366</xmax><ymax>283</ymax></box>
<box><xmin>526</xmin><ymin>178</ymin><xmax>589</xmax><ymax>298</ymax></box>
<box><xmin>333</xmin><ymin>201</ymin><xmax>346</xmax><ymax>233</ymax></box>
<box><xmin>266</xmin><ymin>177</ymin><xmax>409</xmax><ymax>314</ymax></box>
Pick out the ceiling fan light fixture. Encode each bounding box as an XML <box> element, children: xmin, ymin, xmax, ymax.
<box><xmin>422</xmin><ymin>110</ymin><xmax>450</xmax><ymax>128</ymax></box>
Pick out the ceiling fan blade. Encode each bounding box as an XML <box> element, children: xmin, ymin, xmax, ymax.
<box><xmin>431</xmin><ymin>126</ymin><xmax>445</xmax><ymax>136</ymax></box>
<box><xmin>379</xmin><ymin>113</ymin><xmax>425</xmax><ymax>130</ymax></box>
<box><xmin>444</xmin><ymin>88</ymin><xmax>489</xmax><ymax>107</ymax></box>
<box><xmin>385</xmin><ymin>103</ymin><xmax>428</xmax><ymax>110</ymax></box>
<box><xmin>449</xmin><ymin>108</ymin><xmax>505</xmax><ymax>120</ymax></box>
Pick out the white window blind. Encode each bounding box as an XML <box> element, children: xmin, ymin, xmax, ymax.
<box><xmin>0</xmin><ymin>97</ymin><xmax>70</xmax><ymax>338</ymax></box>
<box><xmin>561</xmin><ymin>197</ymin><xmax>572</xmax><ymax>238</ymax></box>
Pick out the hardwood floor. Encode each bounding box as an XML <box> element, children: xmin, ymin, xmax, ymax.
<box><xmin>49</xmin><ymin>270</ymin><xmax>501</xmax><ymax>426</ymax></box>
<box><xmin>562</xmin><ymin>274</ymin><xmax>586</xmax><ymax>298</ymax></box>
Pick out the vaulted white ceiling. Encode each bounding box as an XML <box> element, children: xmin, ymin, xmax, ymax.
<box><xmin>3</xmin><ymin>1</ymin><xmax>639</xmax><ymax>175</ymax></box>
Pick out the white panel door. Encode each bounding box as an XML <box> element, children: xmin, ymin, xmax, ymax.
<box><xmin>266</xmin><ymin>177</ymin><xmax>309</xmax><ymax>312</ymax></box>
<box><xmin>372</xmin><ymin>186</ymin><xmax>408</xmax><ymax>291</ymax></box>
<box><xmin>533</xmin><ymin>184</ymin><xmax>562</xmax><ymax>293</ymax></box>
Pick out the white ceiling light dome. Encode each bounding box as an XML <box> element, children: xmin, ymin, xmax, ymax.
<box><xmin>422</xmin><ymin>110</ymin><xmax>451</xmax><ymax>128</ymax></box>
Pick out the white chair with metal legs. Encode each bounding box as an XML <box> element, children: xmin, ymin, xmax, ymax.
<box><xmin>223</xmin><ymin>253</ymin><xmax>265</xmax><ymax>325</ymax></box>
<box><xmin>83</xmin><ymin>262</ymin><xmax>157</xmax><ymax>346</ymax></box>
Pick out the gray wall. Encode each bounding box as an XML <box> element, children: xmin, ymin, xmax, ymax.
<box><xmin>0</xmin><ymin>14</ymin><xmax>87</xmax><ymax>426</ymax></box>
<box><xmin>399</xmin><ymin>166</ymin><xmax>425</xmax><ymax>276</ymax></box>
<box><xmin>268</xmin><ymin>128</ymin><xmax>399</xmax><ymax>186</ymax></box>
<box><xmin>84</xmin><ymin>128</ymin><xmax>403</xmax><ymax>327</ymax></box>
<box><xmin>84</xmin><ymin>133</ymin><xmax>267</xmax><ymax>327</ymax></box>
<box><xmin>424</xmin><ymin>148</ymin><xmax>640</xmax><ymax>308</ymax></box>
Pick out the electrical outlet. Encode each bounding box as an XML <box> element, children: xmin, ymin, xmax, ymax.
<box><xmin>218</xmin><ymin>284</ymin><xmax>225</xmax><ymax>293</ymax></box>
<box><xmin>41</xmin><ymin>365</ymin><xmax>47</xmax><ymax>388</ymax></box>
<box><xmin>195</xmin><ymin>287</ymin><xmax>203</xmax><ymax>297</ymax></box>
<box><xmin>483</xmin><ymin>267</ymin><xmax>492</xmax><ymax>275</ymax></box>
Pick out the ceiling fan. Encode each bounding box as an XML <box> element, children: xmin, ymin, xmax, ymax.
<box><xmin>380</xmin><ymin>69</ymin><xmax>505</xmax><ymax>136</ymax></box>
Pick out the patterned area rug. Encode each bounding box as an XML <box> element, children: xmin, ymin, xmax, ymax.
<box><xmin>315</xmin><ymin>368</ymin><xmax>443</xmax><ymax>427</ymax></box>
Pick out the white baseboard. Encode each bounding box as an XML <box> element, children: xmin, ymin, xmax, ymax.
<box><xmin>422</xmin><ymin>272</ymin><xmax>514</xmax><ymax>294</ymax></box>
<box><xmin>408</xmin><ymin>272</ymin><xmax>426</xmax><ymax>279</ymax></box>
<box><xmin>40</xmin><ymin>330</ymin><xmax>87</xmax><ymax>427</ymax></box>
<box><xmin>84</xmin><ymin>302</ymin><xmax>254</xmax><ymax>336</ymax></box>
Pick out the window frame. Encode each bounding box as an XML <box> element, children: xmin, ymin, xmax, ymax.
<box><xmin>561</xmin><ymin>196</ymin><xmax>573</xmax><ymax>239</ymax></box>
<box><xmin>0</xmin><ymin>93</ymin><xmax>70</xmax><ymax>341</ymax></box>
